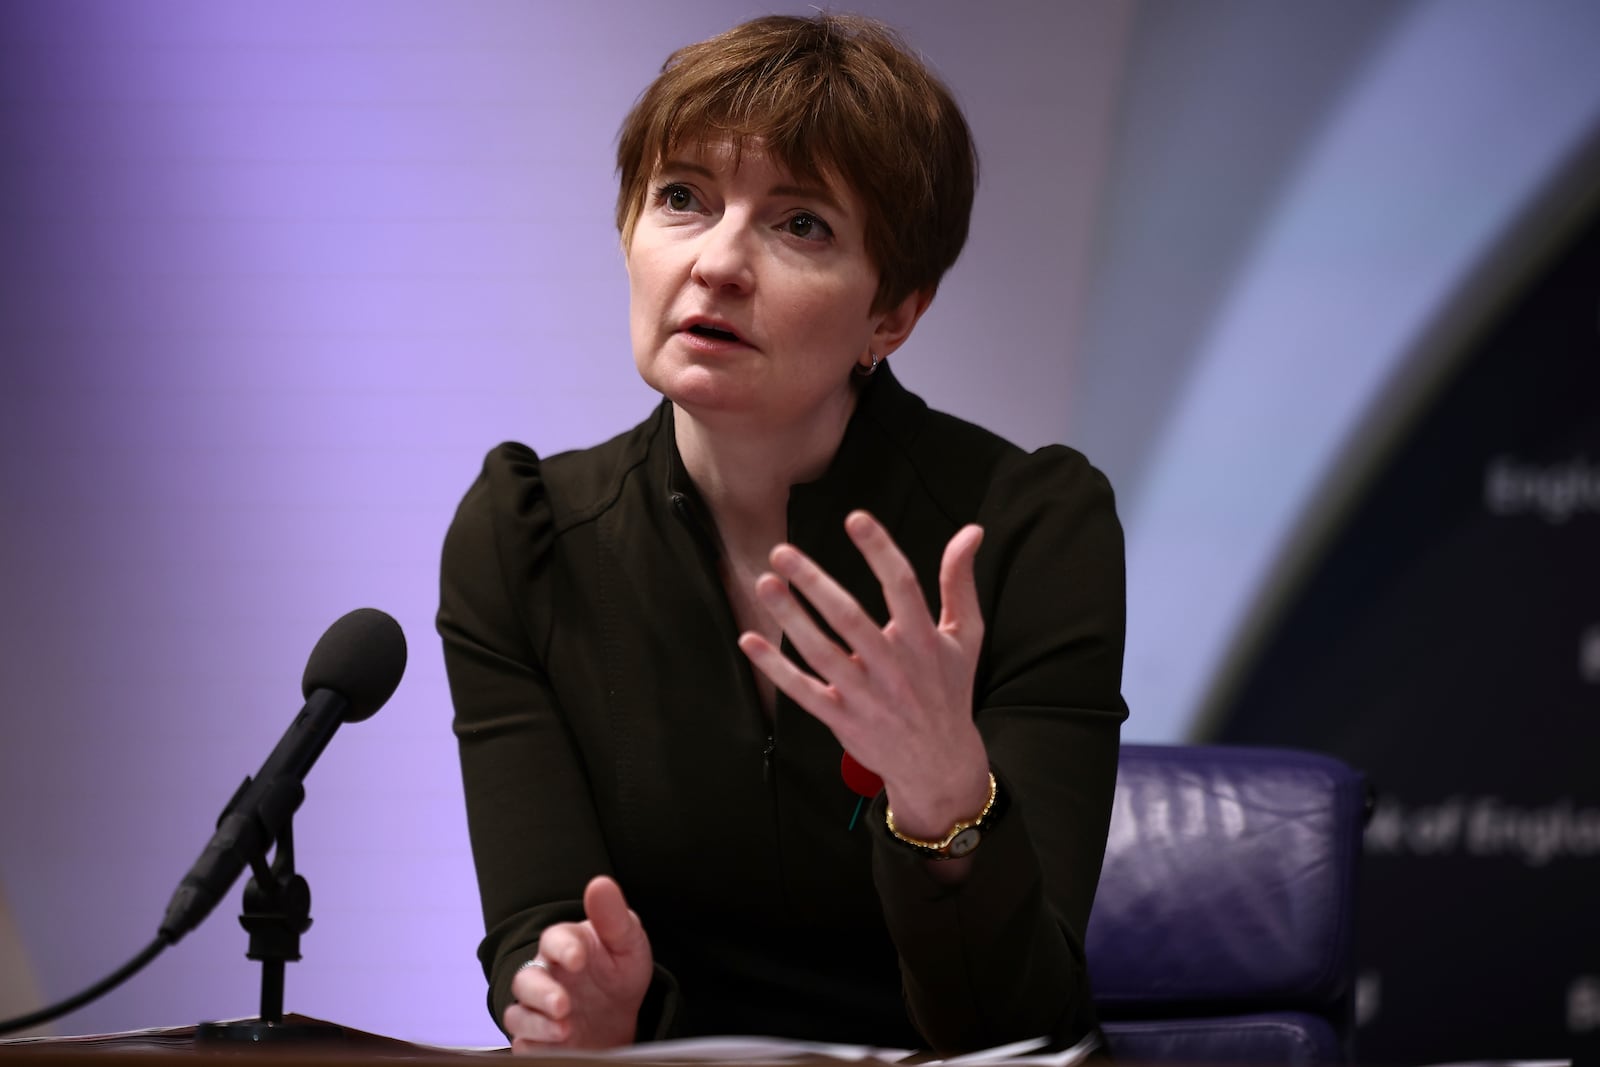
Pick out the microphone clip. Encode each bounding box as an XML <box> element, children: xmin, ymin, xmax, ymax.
<box><xmin>195</xmin><ymin>810</ymin><xmax>347</xmax><ymax>1045</ymax></box>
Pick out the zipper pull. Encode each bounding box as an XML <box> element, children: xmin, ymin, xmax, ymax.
<box><xmin>762</xmin><ymin>736</ymin><xmax>776</xmax><ymax>783</ymax></box>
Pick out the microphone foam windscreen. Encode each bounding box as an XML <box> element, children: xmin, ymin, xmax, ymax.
<box><xmin>301</xmin><ymin>607</ymin><xmax>408</xmax><ymax>722</ymax></box>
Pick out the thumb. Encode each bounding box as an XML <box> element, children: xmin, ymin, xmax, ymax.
<box><xmin>584</xmin><ymin>876</ymin><xmax>643</xmax><ymax>955</ymax></box>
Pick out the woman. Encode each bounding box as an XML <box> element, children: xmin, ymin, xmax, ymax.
<box><xmin>438</xmin><ymin>12</ymin><xmax>1127</xmax><ymax>1056</ymax></box>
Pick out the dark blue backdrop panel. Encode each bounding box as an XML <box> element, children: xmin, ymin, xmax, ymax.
<box><xmin>1210</xmin><ymin>192</ymin><xmax>1600</xmax><ymax>1064</ymax></box>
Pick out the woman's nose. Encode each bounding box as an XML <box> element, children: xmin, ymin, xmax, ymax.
<box><xmin>689</xmin><ymin>217</ymin><xmax>755</xmax><ymax>293</ymax></box>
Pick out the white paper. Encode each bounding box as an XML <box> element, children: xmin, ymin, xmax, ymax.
<box><xmin>517</xmin><ymin>1030</ymin><xmax>1099</xmax><ymax>1066</ymax></box>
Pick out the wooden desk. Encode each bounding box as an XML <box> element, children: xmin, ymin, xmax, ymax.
<box><xmin>0</xmin><ymin>1016</ymin><xmax>499</xmax><ymax>1063</ymax></box>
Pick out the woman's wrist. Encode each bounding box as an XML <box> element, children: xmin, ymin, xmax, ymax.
<box><xmin>881</xmin><ymin>749</ymin><xmax>992</xmax><ymax>841</ymax></box>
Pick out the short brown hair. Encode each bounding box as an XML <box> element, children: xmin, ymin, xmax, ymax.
<box><xmin>615</xmin><ymin>13</ymin><xmax>978</xmax><ymax>313</ymax></box>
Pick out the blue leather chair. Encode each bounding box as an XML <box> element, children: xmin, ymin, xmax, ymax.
<box><xmin>1086</xmin><ymin>744</ymin><xmax>1368</xmax><ymax>1064</ymax></box>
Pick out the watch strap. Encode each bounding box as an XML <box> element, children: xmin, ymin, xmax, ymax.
<box><xmin>884</xmin><ymin>772</ymin><xmax>1000</xmax><ymax>859</ymax></box>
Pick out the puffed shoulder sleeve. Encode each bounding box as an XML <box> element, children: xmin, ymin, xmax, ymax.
<box><xmin>438</xmin><ymin>445</ymin><xmax>619</xmax><ymax>1031</ymax></box>
<box><xmin>439</xmin><ymin>443</ymin><xmax>553</xmax><ymax>697</ymax></box>
<box><xmin>872</xmin><ymin>445</ymin><xmax>1126</xmax><ymax>1053</ymax></box>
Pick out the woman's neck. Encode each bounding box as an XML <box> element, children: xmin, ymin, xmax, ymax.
<box><xmin>672</xmin><ymin>393</ymin><xmax>856</xmax><ymax>555</ymax></box>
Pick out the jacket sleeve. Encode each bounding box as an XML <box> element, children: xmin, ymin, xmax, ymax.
<box><xmin>868</xmin><ymin>446</ymin><xmax>1127</xmax><ymax>1053</ymax></box>
<box><xmin>437</xmin><ymin>445</ymin><xmax>679</xmax><ymax>1039</ymax></box>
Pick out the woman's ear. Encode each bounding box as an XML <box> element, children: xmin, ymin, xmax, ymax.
<box><xmin>871</xmin><ymin>288</ymin><xmax>935</xmax><ymax>358</ymax></box>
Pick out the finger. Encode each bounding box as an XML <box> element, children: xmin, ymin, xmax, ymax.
<box><xmin>511</xmin><ymin>961</ymin><xmax>570</xmax><ymax>1020</ymax></box>
<box><xmin>738</xmin><ymin>631</ymin><xmax>846</xmax><ymax>729</ymax></box>
<box><xmin>584</xmin><ymin>876</ymin><xmax>642</xmax><ymax>956</ymax></box>
<box><xmin>844</xmin><ymin>511</ymin><xmax>932</xmax><ymax>632</ymax></box>
<box><xmin>505</xmin><ymin>1002</ymin><xmax>571</xmax><ymax>1047</ymax></box>
<box><xmin>751</xmin><ymin>571</ymin><xmax>862</xmax><ymax>684</ymax></box>
<box><xmin>766</xmin><ymin>543</ymin><xmax>889</xmax><ymax>660</ymax></box>
<box><xmin>937</xmin><ymin>524</ymin><xmax>985</xmax><ymax>643</ymax></box>
<box><xmin>538</xmin><ymin>923</ymin><xmax>589</xmax><ymax>974</ymax></box>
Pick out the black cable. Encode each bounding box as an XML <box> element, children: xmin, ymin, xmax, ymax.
<box><xmin>0</xmin><ymin>935</ymin><xmax>170</xmax><ymax>1038</ymax></box>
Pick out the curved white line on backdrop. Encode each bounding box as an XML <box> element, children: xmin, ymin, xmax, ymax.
<box><xmin>1121</xmin><ymin>0</ymin><xmax>1600</xmax><ymax>741</ymax></box>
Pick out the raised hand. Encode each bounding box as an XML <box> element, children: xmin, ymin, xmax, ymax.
<box><xmin>504</xmin><ymin>875</ymin><xmax>653</xmax><ymax>1051</ymax></box>
<box><xmin>737</xmin><ymin>510</ymin><xmax>992</xmax><ymax>841</ymax></box>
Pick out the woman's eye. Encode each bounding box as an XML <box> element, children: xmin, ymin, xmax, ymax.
<box><xmin>785</xmin><ymin>212</ymin><xmax>833</xmax><ymax>241</ymax></box>
<box><xmin>657</xmin><ymin>183</ymin><xmax>698</xmax><ymax>212</ymax></box>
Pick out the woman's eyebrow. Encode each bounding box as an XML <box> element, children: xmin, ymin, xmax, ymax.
<box><xmin>768</xmin><ymin>184</ymin><xmax>845</xmax><ymax>214</ymax></box>
<box><xmin>658</xmin><ymin>159</ymin><xmax>716</xmax><ymax>178</ymax></box>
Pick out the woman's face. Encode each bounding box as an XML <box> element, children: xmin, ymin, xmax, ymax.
<box><xmin>626</xmin><ymin>142</ymin><xmax>918</xmax><ymax>431</ymax></box>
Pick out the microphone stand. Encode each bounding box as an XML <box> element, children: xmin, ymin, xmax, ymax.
<box><xmin>195</xmin><ymin>789</ymin><xmax>348</xmax><ymax>1044</ymax></box>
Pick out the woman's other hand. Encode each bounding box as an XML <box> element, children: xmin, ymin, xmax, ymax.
<box><xmin>504</xmin><ymin>875</ymin><xmax>653</xmax><ymax>1052</ymax></box>
<box><xmin>738</xmin><ymin>511</ymin><xmax>992</xmax><ymax>844</ymax></box>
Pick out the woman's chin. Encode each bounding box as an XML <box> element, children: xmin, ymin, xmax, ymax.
<box><xmin>641</xmin><ymin>359</ymin><xmax>855</xmax><ymax>430</ymax></box>
<box><xmin>648</xmin><ymin>366</ymin><xmax>762</xmax><ymax>416</ymax></box>
<box><xmin>669</xmin><ymin>389</ymin><xmax>767</xmax><ymax>426</ymax></box>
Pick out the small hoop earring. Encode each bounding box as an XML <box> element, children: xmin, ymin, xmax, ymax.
<box><xmin>854</xmin><ymin>351</ymin><xmax>881</xmax><ymax>378</ymax></box>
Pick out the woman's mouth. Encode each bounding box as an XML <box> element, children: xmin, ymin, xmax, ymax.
<box><xmin>687</xmin><ymin>324</ymin><xmax>742</xmax><ymax>342</ymax></box>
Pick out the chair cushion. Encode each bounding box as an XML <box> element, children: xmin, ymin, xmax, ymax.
<box><xmin>1102</xmin><ymin>1011</ymin><xmax>1345</xmax><ymax>1065</ymax></box>
<box><xmin>1086</xmin><ymin>745</ymin><xmax>1365</xmax><ymax>1009</ymax></box>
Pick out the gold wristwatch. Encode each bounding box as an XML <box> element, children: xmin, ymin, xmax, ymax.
<box><xmin>884</xmin><ymin>772</ymin><xmax>1001</xmax><ymax>859</ymax></box>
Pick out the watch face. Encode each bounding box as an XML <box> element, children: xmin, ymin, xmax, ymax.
<box><xmin>947</xmin><ymin>827</ymin><xmax>981</xmax><ymax>858</ymax></box>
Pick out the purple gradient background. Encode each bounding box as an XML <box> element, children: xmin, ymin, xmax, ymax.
<box><xmin>4</xmin><ymin>0</ymin><xmax>1599</xmax><ymax>1048</ymax></box>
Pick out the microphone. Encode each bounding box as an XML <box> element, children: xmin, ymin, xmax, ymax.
<box><xmin>158</xmin><ymin>607</ymin><xmax>407</xmax><ymax>943</ymax></box>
